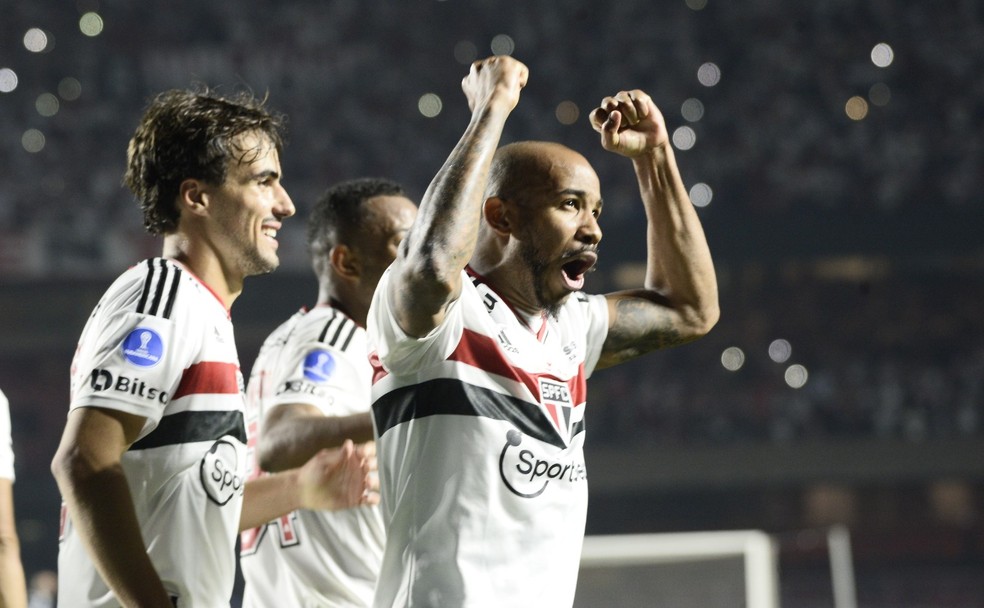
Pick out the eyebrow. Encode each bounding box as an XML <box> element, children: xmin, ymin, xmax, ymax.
<box><xmin>558</xmin><ymin>188</ymin><xmax>604</xmax><ymax>210</ymax></box>
<box><xmin>250</xmin><ymin>169</ymin><xmax>281</xmax><ymax>181</ymax></box>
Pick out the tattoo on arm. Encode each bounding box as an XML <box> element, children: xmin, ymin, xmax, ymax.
<box><xmin>600</xmin><ymin>297</ymin><xmax>688</xmax><ymax>367</ymax></box>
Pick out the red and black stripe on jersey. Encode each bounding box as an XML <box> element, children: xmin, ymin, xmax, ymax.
<box><xmin>372</xmin><ymin>328</ymin><xmax>587</xmax><ymax>450</ymax></box>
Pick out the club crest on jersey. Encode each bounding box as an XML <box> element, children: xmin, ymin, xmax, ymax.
<box><xmin>200</xmin><ymin>439</ymin><xmax>243</xmax><ymax>506</ymax></box>
<box><xmin>121</xmin><ymin>327</ymin><xmax>164</xmax><ymax>368</ymax></box>
<box><xmin>538</xmin><ymin>377</ymin><xmax>574</xmax><ymax>441</ymax></box>
<box><xmin>303</xmin><ymin>349</ymin><xmax>336</xmax><ymax>383</ymax></box>
<box><xmin>498</xmin><ymin>429</ymin><xmax>587</xmax><ymax>499</ymax></box>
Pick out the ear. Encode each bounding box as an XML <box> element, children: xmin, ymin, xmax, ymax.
<box><xmin>482</xmin><ymin>196</ymin><xmax>513</xmax><ymax>237</ymax></box>
<box><xmin>329</xmin><ymin>244</ymin><xmax>360</xmax><ymax>279</ymax></box>
<box><xmin>177</xmin><ymin>178</ymin><xmax>210</xmax><ymax>219</ymax></box>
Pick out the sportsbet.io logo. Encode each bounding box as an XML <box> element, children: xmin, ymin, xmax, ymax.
<box><xmin>498</xmin><ymin>429</ymin><xmax>586</xmax><ymax>499</ymax></box>
<box><xmin>122</xmin><ymin>328</ymin><xmax>164</xmax><ymax>368</ymax></box>
<box><xmin>200</xmin><ymin>439</ymin><xmax>244</xmax><ymax>506</ymax></box>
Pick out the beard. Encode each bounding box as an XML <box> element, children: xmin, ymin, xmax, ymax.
<box><xmin>518</xmin><ymin>237</ymin><xmax>566</xmax><ymax>318</ymax></box>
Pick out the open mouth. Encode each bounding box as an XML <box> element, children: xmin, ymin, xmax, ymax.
<box><xmin>560</xmin><ymin>251</ymin><xmax>598</xmax><ymax>291</ymax></box>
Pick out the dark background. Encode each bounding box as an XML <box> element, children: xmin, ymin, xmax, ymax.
<box><xmin>1</xmin><ymin>1</ymin><xmax>982</xmax><ymax>605</ymax></box>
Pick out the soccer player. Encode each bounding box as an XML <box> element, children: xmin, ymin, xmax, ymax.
<box><xmin>50</xmin><ymin>89</ymin><xmax>376</xmax><ymax>608</ymax></box>
<box><xmin>367</xmin><ymin>56</ymin><xmax>719</xmax><ymax>607</ymax></box>
<box><xmin>0</xmin><ymin>388</ymin><xmax>27</xmax><ymax>608</ymax></box>
<box><xmin>240</xmin><ymin>178</ymin><xmax>416</xmax><ymax>607</ymax></box>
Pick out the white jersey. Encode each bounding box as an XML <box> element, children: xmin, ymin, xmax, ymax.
<box><xmin>0</xmin><ymin>389</ymin><xmax>14</xmax><ymax>481</ymax></box>
<box><xmin>241</xmin><ymin>305</ymin><xmax>385</xmax><ymax>608</ymax></box>
<box><xmin>367</xmin><ymin>268</ymin><xmax>609</xmax><ymax>608</ymax></box>
<box><xmin>58</xmin><ymin>258</ymin><xmax>247</xmax><ymax>608</ymax></box>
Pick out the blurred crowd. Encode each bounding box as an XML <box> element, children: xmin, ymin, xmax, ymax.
<box><xmin>1</xmin><ymin>0</ymin><xmax>982</xmax><ymax>277</ymax></box>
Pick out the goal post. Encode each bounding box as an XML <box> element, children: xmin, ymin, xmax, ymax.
<box><xmin>578</xmin><ymin>530</ymin><xmax>780</xmax><ymax>607</ymax></box>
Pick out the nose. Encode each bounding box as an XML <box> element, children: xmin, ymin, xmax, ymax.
<box><xmin>578</xmin><ymin>211</ymin><xmax>602</xmax><ymax>245</ymax></box>
<box><xmin>275</xmin><ymin>184</ymin><xmax>295</xmax><ymax>219</ymax></box>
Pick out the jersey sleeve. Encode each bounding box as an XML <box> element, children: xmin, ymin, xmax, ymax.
<box><xmin>367</xmin><ymin>268</ymin><xmax>467</xmax><ymax>375</ymax></box>
<box><xmin>263</xmin><ymin>340</ymin><xmax>356</xmax><ymax>416</ymax></box>
<box><xmin>69</xmin><ymin>270</ymin><xmax>200</xmax><ymax>436</ymax></box>
<box><xmin>579</xmin><ymin>292</ymin><xmax>610</xmax><ymax>379</ymax></box>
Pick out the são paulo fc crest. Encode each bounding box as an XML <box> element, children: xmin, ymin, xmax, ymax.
<box><xmin>303</xmin><ymin>349</ymin><xmax>335</xmax><ymax>383</ymax></box>
<box><xmin>538</xmin><ymin>377</ymin><xmax>574</xmax><ymax>441</ymax></box>
<box><xmin>122</xmin><ymin>328</ymin><xmax>164</xmax><ymax>368</ymax></box>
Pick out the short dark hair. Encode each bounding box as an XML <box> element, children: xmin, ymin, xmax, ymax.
<box><xmin>123</xmin><ymin>89</ymin><xmax>286</xmax><ymax>235</ymax></box>
<box><xmin>307</xmin><ymin>177</ymin><xmax>406</xmax><ymax>273</ymax></box>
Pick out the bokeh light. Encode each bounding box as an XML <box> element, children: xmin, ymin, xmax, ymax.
<box><xmin>24</xmin><ymin>28</ymin><xmax>51</xmax><ymax>53</ymax></box>
<box><xmin>490</xmin><ymin>34</ymin><xmax>514</xmax><ymax>56</ymax></box>
<box><xmin>721</xmin><ymin>347</ymin><xmax>746</xmax><ymax>371</ymax></box>
<box><xmin>690</xmin><ymin>183</ymin><xmax>713</xmax><ymax>207</ymax></box>
<box><xmin>417</xmin><ymin>93</ymin><xmax>443</xmax><ymax>118</ymax></box>
<box><xmin>36</xmin><ymin>93</ymin><xmax>60</xmax><ymax>117</ymax></box>
<box><xmin>685</xmin><ymin>0</ymin><xmax>708</xmax><ymax>10</ymax></box>
<box><xmin>768</xmin><ymin>339</ymin><xmax>792</xmax><ymax>363</ymax></box>
<box><xmin>79</xmin><ymin>12</ymin><xmax>105</xmax><ymax>37</ymax></box>
<box><xmin>697</xmin><ymin>62</ymin><xmax>721</xmax><ymax>86</ymax></box>
<box><xmin>454</xmin><ymin>40</ymin><xmax>478</xmax><ymax>65</ymax></box>
<box><xmin>870</xmin><ymin>42</ymin><xmax>894</xmax><ymax>68</ymax></box>
<box><xmin>555</xmin><ymin>100</ymin><xmax>579</xmax><ymax>125</ymax></box>
<box><xmin>784</xmin><ymin>364</ymin><xmax>809</xmax><ymax>388</ymax></box>
<box><xmin>868</xmin><ymin>82</ymin><xmax>891</xmax><ymax>106</ymax></box>
<box><xmin>845</xmin><ymin>96</ymin><xmax>869</xmax><ymax>120</ymax></box>
<box><xmin>672</xmin><ymin>126</ymin><xmax>697</xmax><ymax>150</ymax></box>
<box><xmin>681</xmin><ymin>98</ymin><xmax>705</xmax><ymax>122</ymax></box>
<box><xmin>22</xmin><ymin>129</ymin><xmax>46</xmax><ymax>153</ymax></box>
<box><xmin>0</xmin><ymin>68</ymin><xmax>18</xmax><ymax>93</ymax></box>
<box><xmin>58</xmin><ymin>77</ymin><xmax>83</xmax><ymax>101</ymax></box>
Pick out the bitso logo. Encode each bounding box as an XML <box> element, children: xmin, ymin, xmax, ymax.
<box><xmin>498</xmin><ymin>429</ymin><xmax>586</xmax><ymax>499</ymax></box>
<box><xmin>302</xmin><ymin>349</ymin><xmax>336</xmax><ymax>383</ymax></box>
<box><xmin>88</xmin><ymin>369</ymin><xmax>168</xmax><ymax>403</ymax></box>
<box><xmin>122</xmin><ymin>328</ymin><xmax>164</xmax><ymax>368</ymax></box>
<box><xmin>200</xmin><ymin>439</ymin><xmax>244</xmax><ymax>506</ymax></box>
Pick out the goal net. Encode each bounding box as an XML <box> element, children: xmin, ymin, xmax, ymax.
<box><xmin>576</xmin><ymin>530</ymin><xmax>780</xmax><ymax>608</ymax></box>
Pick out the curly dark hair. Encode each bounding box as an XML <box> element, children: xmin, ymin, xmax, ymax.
<box><xmin>307</xmin><ymin>177</ymin><xmax>407</xmax><ymax>275</ymax></box>
<box><xmin>123</xmin><ymin>89</ymin><xmax>286</xmax><ymax>235</ymax></box>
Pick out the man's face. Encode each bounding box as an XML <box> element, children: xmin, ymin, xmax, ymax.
<box><xmin>512</xmin><ymin>154</ymin><xmax>603</xmax><ymax>315</ymax></box>
<box><xmin>206</xmin><ymin>131</ymin><xmax>295</xmax><ymax>278</ymax></box>
<box><xmin>355</xmin><ymin>194</ymin><xmax>418</xmax><ymax>302</ymax></box>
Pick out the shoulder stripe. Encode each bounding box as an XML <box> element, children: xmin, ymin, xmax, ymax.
<box><xmin>135</xmin><ymin>259</ymin><xmax>182</xmax><ymax>319</ymax></box>
<box><xmin>326</xmin><ymin>317</ymin><xmax>351</xmax><ymax>348</ymax></box>
<box><xmin>317</xmin><ymin>310</ymin><xmax>339</xmax><ymax>343</ymax></box>
<box><xmin>372</xmin><ymin>379</ymin><xmax>581</xmax><ymax>449</ymax></box>
<box><xmin>339</xmin><ymin>323</ymin><xmax>358</xmax><ymax>352</ymax></box>
<box><xmin>129</xmin><ymin>410</ymin><xmax>246</xmax><ymax>450</ymax></box>
<box><xmin>148</xmin><ymin>259</ymin><xmax>170</xmax><ymax>316</ymax></box>
<box><xmin>161</xmin><ymin>266</ymin><xmax>182</xmax><ymax>319</ymax></box>
<box><xmin>317</xmin><ymin>311</ymin><xmax>357</xmax><ymax>349</ymax></box>
<box><xmin>136</xmin><ymin>259</ymin><xmax>155</xmax><ymax>313</ymax></box>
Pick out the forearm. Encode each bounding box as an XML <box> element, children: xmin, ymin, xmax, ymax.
<box><xmin>633</xmin><ymin>145</ymin><xmax>718</xmax><ymax>329</ymax></box>
<box><xmin>259</xmin><ymin>412</ymin><xmax>373</xmax><ymax>472</ymax></box>
<box><xmin>53</xmin><ymin>464</ymin><xmax>171</xmax><ymax>607</ymax></box>
<box><xmin>0</xmin><ymin>550</ymin><xmax>27</xmax><ymax>608</ymax></box>
<box><xmin>395</xmin><ymin>101</ymin><xmax>513</xmax><ymax>328</ymax></box>
<box><xmin>240</xmin><ymin>471</ymin><xmax>302</xmax><ymax>531</ymax></box>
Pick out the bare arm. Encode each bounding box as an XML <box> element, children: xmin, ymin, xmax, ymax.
<box><xmin>590</xmin><ymin>90</ymin><xmax>719</xmax><ymax>369</ymax></box>
<box><xmin>388</xmin><ymin>56</ymin><xmax>528</xmax><ymax>337</ymax></box>
<box><xmin>50</xmin><ymin>407</ymin><xmax>173</xmax><ymax>608</ymax></box>
<box><xmin>0</xmin><ymin>479</ymin><xmax>26</xmax><ymax>608</ymax></box>
<box><xmin>258</xmin><ymin>403</ymin><xmax>373</xmax><ymax>472</ymax></box>
<box><xmin>239</xmin><ymin>440</ymin><xmax>377</xmax><ymax>532</ymax></box>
